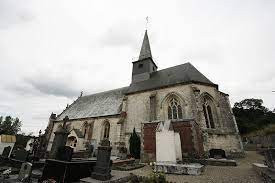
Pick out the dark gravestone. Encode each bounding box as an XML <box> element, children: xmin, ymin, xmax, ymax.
<box><xmin>2</xmin><ymin>146</ymin><xmax>11</xmax><ymax>157</ymax></box>
<box><xmin>49</xmin><ymin>116</ymin><xmax>70</xmax><ymax>159</ymax></box>
<box><xmin>14</xmin><ymin>149</ymin><xmax>28</xmax><ymax>161</ymax></box>
<box><xmin>56</xmin><ymin>146</ymin><xmax>73</xmax><ymax>161</ymax></box>
<box><xmin>91</xmin><ymin>139</ymin><xmax>112</xmax><ymax>181</ymax></box>
<box><xmin>209</xmin><ymin>149</ymin><xmax>226</xmax><ymax>159</ymax></box>
<box><xmin>41</xmin><ymin>159</ymin><xmax>96</xmax><ymax>183</ymax></box>
<box><xmin>264</xmin><ymin>148</ymin><xmax>275</xmax><ymax>169</ymax></box>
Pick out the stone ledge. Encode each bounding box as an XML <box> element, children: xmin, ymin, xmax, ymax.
<box><xmin>252</xmin><ymin>163</ymin><xmax>275</xmax><ymax>183</ymax></box>
<box><xmin>182</xmin><ymin>158</ymin><xmax>237</xmax><ymax>166</ymax></box>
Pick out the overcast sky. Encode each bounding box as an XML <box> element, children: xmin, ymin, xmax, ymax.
<box><xmin>0</xmin><ymin>0</ymin><xmax>274</xmax><ymax>135</ymax></box>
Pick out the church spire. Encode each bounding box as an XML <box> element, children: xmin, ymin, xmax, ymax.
<box><xmin>138</xmin><ymin>30</ymin><xmax>152</xmax><ymax>60</ymax></box>
<box><xmin>131</xmin><ymin>30</ymin><xmax>157</xmax><ymax>83</ymax></box>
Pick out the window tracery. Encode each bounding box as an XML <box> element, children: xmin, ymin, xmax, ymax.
<box><xmin>203</xmin><ymin>98</ymin><xmax>215</xmax><ymax>129</ymax></box>
<box><xmin>167</xmin><ymin>98</ymin><xmax>183</xmax><ymax>120</ymax></box>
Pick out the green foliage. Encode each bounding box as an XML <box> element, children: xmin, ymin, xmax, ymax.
<box><xmin>233</xmin><ymin>98</ymin><xmax>275</xmax><ymax>135</ymax></box>
<box><xmin>130</xmin><ymin>172</ymin><xmax>167</xmax><ymax>183</ymax></box>
<box><xmin>129</xmin><ymin>128</ymin><xmax>141</xmax><ymax>159</ymax></box>
<box><xmin>0</xmin><ymin>116</ymin><xmax>22</xmax><ymax>135</ymax></box>
<box><xmin>147</xmin><ymin>172</ymin><xmax>166</xmax><ymax>183</ymax></box>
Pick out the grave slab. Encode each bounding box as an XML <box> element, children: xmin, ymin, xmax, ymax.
<box><xmin>80</xmin><ymin>170</ymin><xmax>131</xmax><ymax>183</ymax></box>
<box><xmin>154</xmin><ymin>162</ymin><xmax>204</xmax><ymax>175</ymax></box>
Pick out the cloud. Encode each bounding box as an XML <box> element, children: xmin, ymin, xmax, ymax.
<box><xmin>98</xmin><ymin>20</ymin><xmax>139</xmax><ymax>49</ymax></box>
<box><xmin>0</xmin><ymin>0</ymin><xmax>274</xmax><ymax>135</ymax></box>
<box><xmin>0</xmin><ymin>1</ymin><xmax>35</xmax><ymax>29</ymax></box>
<box><xmin>24</xmin><ymin>75</ymin><xmax>80</xmax><ymax>98</ymax></box>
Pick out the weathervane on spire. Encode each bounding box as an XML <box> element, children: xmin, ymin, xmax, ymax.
<box><xmin>146</xmin><ymin>16</ymin><xmax>149</xmax><ymax>30</ymax></box>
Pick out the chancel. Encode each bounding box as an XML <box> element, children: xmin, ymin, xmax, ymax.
<box><xmin>44</xmin><ymin>30</ymin><xmax>244</xmax><ymax>161</ymax></box>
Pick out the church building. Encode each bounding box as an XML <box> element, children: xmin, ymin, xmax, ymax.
<box><xmin>45</xmin><ymin>31</ymin><xmax>243</xmax><ymax>161</ymax></box>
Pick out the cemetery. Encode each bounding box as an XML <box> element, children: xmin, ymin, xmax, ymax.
<box><xmin>0</xmin><ymin>116</ymin><xmax>273</xmax><ymax>182</ymax></box>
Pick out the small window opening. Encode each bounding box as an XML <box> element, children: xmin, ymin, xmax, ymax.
<box><xmin>138</xmin><ymin>64</ymin><xmax>143</xmax><ymax>68</ymax></box>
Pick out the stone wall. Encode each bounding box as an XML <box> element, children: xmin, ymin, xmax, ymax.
<box><xmin>125</xmin><ymin>83</ymin><xmax>237</xmax><ymax>133</ymax></box>
<box><xmin>125</xmin><ymin>84</ymin><xmax>194</xmax><ymax>134</ymax></box>
<box><xmin>125</xmin><ymin>83</ymin><xmax>243</xmax><ymax>158</ymax></box>
<box><xmin>46</xmin><ymin>82</ymin><xmax>243</xmax><ymax>159</ymax></box>
<box><xmin>47</xmin><ymin>116</ymin><xmax>122</xmax><ymax>155</ymax></box>
<box><xmin>204</xmin><ymin>133</ymin><xmax>243</xmax><ymax>157</ymax></box>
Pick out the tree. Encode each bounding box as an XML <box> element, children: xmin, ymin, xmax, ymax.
<box><xmin>129</xmin><ymin>128</ymin><xmax>141</xmax><ymax>159</ymax></box>
<box><xmin>0</xmin><ymin>116</ymin><xmax>22</xmax><ymax>135</ymax></box>
<box><xmin>233</xmin><ymin>98</ymin><xmax>275</xmax><ymax>134</ymax></box>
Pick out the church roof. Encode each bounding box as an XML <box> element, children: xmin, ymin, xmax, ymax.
<box><xmin>55</xmin><ymin>63</ymin><xmax>216</xmax><ymax>121</ymax></box>
<box><xmin>127</xmin><ymin>62</ymin><xmax>217</xmax><ymax>94</ymax></box>
<box><xmin>56</xmin><ymin>87</ymin><xmax>128</xmax><ymax>121</ymax></box>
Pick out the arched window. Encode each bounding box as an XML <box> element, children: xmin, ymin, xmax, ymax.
<box><xmin>203</xmin><ymin>99</ymin><xmax>215</xmax><ymax>129</ymax></box>
<box><xmin>82</xmin><ymin>122</ymin><xmax>88</xmax><ymax>139</ymax></box>
<box><xmin>167</xmin><ymin>98</ymin><xmax>183</xmax><ymax>120</ymax></box>
<box><xmin>103</xmin><ymin>121</ymin><xmax>110</xmax><ymax>139</ymax></box>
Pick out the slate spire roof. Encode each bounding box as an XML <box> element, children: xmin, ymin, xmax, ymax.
<box><xmin>138</xmin><ymin>30</ymin><xmax>152</xmax><ymax>60</ymax></box>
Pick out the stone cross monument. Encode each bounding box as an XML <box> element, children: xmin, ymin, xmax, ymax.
<box><xmin>49</xmin><ymin>116</ymin><xmax>70</xmax><ymax>159</ymax></box>
<box><xmin>91</xmin><ymin>139</ymin><xmax>112</xmax><ymax>181</ymax></box>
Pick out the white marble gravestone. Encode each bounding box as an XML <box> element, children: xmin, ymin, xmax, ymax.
<box><xmin>155</xmin><ymin>120</ymin><xmax>204</xmax><ymax>175</ymax></box>
<box><xmin>156</xmin><ymin>120</ymin><xmax>182</xmax><ymax>163</ymax></box>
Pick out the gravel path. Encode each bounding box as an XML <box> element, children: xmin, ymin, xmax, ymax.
<box><xmin>129</xmin><ymin>151</ymin><xmax>264</xmax><ymax>183</ymax></box>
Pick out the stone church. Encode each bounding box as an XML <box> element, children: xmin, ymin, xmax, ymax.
<box><xmin>45</xmin><ymin>31</ymin><xmax>243</xmax><ymax>161</ymax></box>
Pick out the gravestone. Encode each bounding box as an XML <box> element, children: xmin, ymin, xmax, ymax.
<box><xmin>14</xmin><ymin>149</ymin><xmax>28</xmax><ymax>161</ymax></box>
<box><xmin>91</xmin><ymin>139</ymin><xmax>112</xmax><ymax>181</ymax></box>
<box><xmin>2</xmin><ymin>146</ymin><xmax>11</xmax><ymax>158</ymax></box>
<box><xmin>49</xmin><ymin>116</ymin><xmax>70</xmax><ymax>159</ymax></box>
<box><xmin>156</xmin><ymin>120</ymin><xmax>182</xmax><ymax>163</ymax></box>
<box><xmin>56</xmin><ymin>146</ymin><xmax>73</xmax><ymax>161</ymax></box>
<box><xmin>18</xmin><ymin>162</ymin><xmax>32</xmax><ymax>181</ymax></box>
<box><xmin>264</xmin><ymin>148</ymin><xmax>275</xmax><ymax>169</ymax></box>
<box><xmin>154</xmin><ymin>120</ymin><xmax>204</xmax><ymax>175</ymax></box>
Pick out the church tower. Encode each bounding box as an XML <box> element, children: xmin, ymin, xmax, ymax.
<box><xmin>131</xmin><ymin>31</ymin><xmax>158</xmax><ymax>83</ymax></box>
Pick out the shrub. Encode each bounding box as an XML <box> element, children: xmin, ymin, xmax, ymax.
<box><xmin>129</xmin><ymin>128</ymin><xmax>141</xmax><ymax>159</ymax></box>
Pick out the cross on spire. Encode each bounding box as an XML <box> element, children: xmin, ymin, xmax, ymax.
<box><xmin>146</xmin><ymin>16</ymin><xmax>149</xmax><ymax>30</ymax></box>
